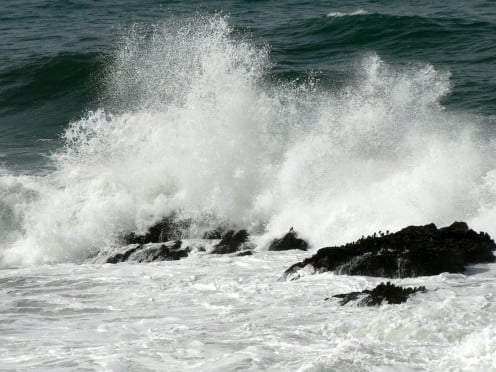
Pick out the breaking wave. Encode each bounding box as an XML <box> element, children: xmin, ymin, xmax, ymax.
<box><xmin>1</xmin><ymin>15</ymin><xmax>496</xmax><ymax>266</ymax></box>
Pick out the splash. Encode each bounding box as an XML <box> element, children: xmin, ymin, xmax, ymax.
<box><xmin>1</xmin><ymin>15</ymin><xmax>495</xmax><ymax>266</ymax></box>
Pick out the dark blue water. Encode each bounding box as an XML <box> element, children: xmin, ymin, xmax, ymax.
<box><xmin>1</xmin><ymin>0</ymin><xmax>495</xmax><ymax>172</ymax></box>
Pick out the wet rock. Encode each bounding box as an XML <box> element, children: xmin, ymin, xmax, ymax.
<box><xmin>203</xmin><ymin>227</ymin><xmax>224</xmax><ymax>239</ymax></box>
<box><xmin>137</xmin><ymin>241</ymin><xmax>189</xmax><ymax>262</ymax></box>
<box><xmin>330</xmin><ymin>282</ymin><xmax>426</xmax><ymax>306</ymax></box>
<box><xmin>236</xmin><ymin>250</ymin><xmax>253</xmax><ymax>257</ymax></box>
<box><xmin>106</xmin><ymin>240</ymin><xmax>190</xmax><ymax>263</ymax></box>
<box><xmin>282</xmin><ymin>222</ymin><xmax>496</xmax><ymax>280</ymax></box>
<box><xmin>105</xmin><ymin>245</ymin><xmax>141</xmax><ymax>264</ymax></box>
<box><xmin>124</xmin><ymin>214</ymin><xmax>190</xmax><ymax>244</ymax></box>
<box><xmin>268</xmin><ymin>228</ymin><xmax>308</xmax><ymax>251</ymax></box>
<box><xmin>211</xmin><ymin>229</ymin><xmax>250</xmax><ymax>254</ymax></box>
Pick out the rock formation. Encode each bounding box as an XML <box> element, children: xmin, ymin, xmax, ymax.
<box><xmin>268</xmin><ymin>228</ymin><xmax>309</xmax><ymax>251</ymax></box>
<box><xmin>124</xmin><ymin>214</ymin><xmax>190</xmax><ymax>244</ymax></box>
<box><xmin>106</xmin><ymin>240</ymin><xmax>190</xmax><ymax>263</ymax></box>
<box><xmin>211</xmin><ymin>229</ymin><xmax>250</xmax><ymax>254</ymax></box>
<box><xmin>282</xmin><ymin>222</ymin><xmax>496</xmax><ymax>280</ymax></box>
<box><xmin>330</xmin><ymin>282</ymin><xmax>426</xmax><ymax>306</ymax></box>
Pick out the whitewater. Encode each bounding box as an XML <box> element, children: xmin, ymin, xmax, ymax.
<box><xmin>0</xmin><ymin>251</ymin><xmax>494</xmax><ymax>371</ymax></box>
<box><xmin>1</xmin><ymin>15</ymin><xmax>496</xmax><ymax>370</ymax></box>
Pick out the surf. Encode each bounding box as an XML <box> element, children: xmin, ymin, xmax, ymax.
<box><xmin>1</xmin><ymin>15</ymin><xmax>495</xmax><ymax>267</ymax></box>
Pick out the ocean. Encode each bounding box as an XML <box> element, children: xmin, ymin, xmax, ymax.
<box><xmin>1</xmin><ymin>1</ymin><xmax>496</xmax><ymax>370</ymax></box>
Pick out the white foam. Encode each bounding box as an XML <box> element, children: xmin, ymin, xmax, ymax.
<box><xmin>327</xmin><ymin>9</ymin><xmax>370</xmax><ymax>18</ymax></box>
<box><xmin>1</xmin><ymin>254</ymin><xmax>495</xmax><ymax>370</ymax></box>
<box><xmin>1</xmin><ymin>15</ymin><xmax>496</xmax><ymax>266</ymax></box>
<box><xmin>441</xmin><ymin>326</ymin><xmax>496</xmax><ymax>370</ymax></box>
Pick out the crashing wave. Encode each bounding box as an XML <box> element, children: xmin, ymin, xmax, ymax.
<box><xmin>1</xmin><ymin>15</ymin><xmax>496</xmax><ymax>266</ymax></box>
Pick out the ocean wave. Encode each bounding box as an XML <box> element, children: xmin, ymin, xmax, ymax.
<box><xmin>1</xmin><ymin>15</ymin><xmax>496</xmax><ymax>266</ymax></box>
<box><xmin>327</xmin><ymin>9</ymin><xmax>370</xmax><ymax>18</ymax></box>
<box><xmin>0</xmin><ymin>52</ymin><xmax>102</xmax><ymax>115</ymax></box>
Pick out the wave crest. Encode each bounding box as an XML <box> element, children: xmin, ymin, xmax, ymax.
<box><xmin>327</xmin><ymin>10</ymin><xmax>370</xmax><ymax>18</ymax></box>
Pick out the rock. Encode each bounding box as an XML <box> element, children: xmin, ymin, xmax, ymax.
<box><xmin>236</xmin><ymin>250</ymin><xmax>253</xmax><ymax>257</ymax></box>
<box><xmin>203</xmin><ymin>227</ymin><xmax>224</xmax><ymax>239</ymax></box>
<box><xmin>124</xmin><ymin>214</ymin><xmax>190</xmax><ymax>244</ymax></box>
<box><xmin>268</xmin><ymin>228</ymin><xmax>309</xmax><ymax>251</ymax></box>
<box><xmin>282</xmin><ymin>222</ymin><xmax>496</xmax><ymax>280</ymax></box>
<box><xmin>105</xmin><ymin>245</ymin><xmax>141</xmax><ymax>264</ymax></box>
<box><xmin>330</xmin><ymin>282</ymin><xmax>426</xmax><ymax>306</ymax></box>
<box><xmin>137</xmin><ymin>241</ymin><xmax>189</xmax><ymax>262</ymax></box>
<box><xmin>106</xmin><ymin>240</ymin><xmax>190</xmax><ymax>263</ymax></box>
<box><xmin>211</xmin><ymin>229</ymin><xmax>250</xmax><ymax>254</ymax></box>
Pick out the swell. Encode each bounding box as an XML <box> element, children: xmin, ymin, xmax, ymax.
<box><xmin>0</xmin><ymin>52</ymin><xmax>105</xmax><ymax>171</ymax></box>
<box><xmin>276</xmin><ymin>13</ymin><xmax>496</xmax><ymax>53</ymax></box>
<box><xmin>0</xmin><ymin>52</ymin><xmax>103</xmax><ymax>117</ymax></box>
<box><xmin>269</xmin><ymin>12</ymin><xmax>496</xmax><ymax>113</ymax></box>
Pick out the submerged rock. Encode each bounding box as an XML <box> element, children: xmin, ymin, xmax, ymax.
<box><xmin>211</xmin><ymin>229</ymin><xmax>250</xmax><ymax>254</ymax></box>
<box><xmin>268</xmin><ymin>228</ymin><xmax>308</xmax><ymax>251</ymax></box>
<box><xmin>282</xmin><ymin>222</ymin><xmax>496</xmax><ymax>280</ymax></box>
<box><xmin>330</xmin><ymin>282</ymin><xmax>426</xmax><ymax>306</ymax></box>
<box><xmin>106</xmin><ymin>240</ymin><xmax>190</xmax><ymax>263</ymax></box>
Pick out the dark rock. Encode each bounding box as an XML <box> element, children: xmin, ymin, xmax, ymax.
<box><xmin>331</xmin><ymin>282</ymin><xmax>426</xmax><ymax>306</ymax></box>
<box><xmin>268</xmin><ymin>228</ymin><xmax>309</xmax><ymax>251</ymax></box>
<box><xmin>106</xmin><ymin>240</ymin><xmax>190</xmax><ymax>264</ymax></box>
<box><xmin>106</xmin><ymin>245</ymin><xmax>141</xmax><ymax>264</ymax></box>
<box><xmin>236</xmin><ymin>250</ymin><xmax>253</xmax><ymax>257</ymax></box>
<box><xmin>203</xmin><ymin>227</ymin><xmax>224</xmax><ymax>239</ymax></box>
<box><xmin>282</xmin><ymin>222</ymin><xmax>496</xmax><ymax>280</ymax></box>
<box><xmin>211</xmin><ymin>229</ymin><xmax>250</xmax><ymax>254</ymax></box>
<box><xmin>124</xmin><ymin>214</ymin><xmax>190</xmax><ymax>244</ymax></box>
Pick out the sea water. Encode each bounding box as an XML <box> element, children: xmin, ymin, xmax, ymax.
<box><xmin>1</xmin><ymin>1</ymin><xmax>495</xmax><ymax>370</ymax></box>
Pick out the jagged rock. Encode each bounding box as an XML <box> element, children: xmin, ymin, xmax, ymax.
<box><xmin>282</xmin><ymin>222</ymin><xmax>496</xmax><ymax>280</ymax></box>
<box><xmin>106</xmin><ymin>240</ymin><xmax>190</xmax><ymax>263</ymax></box>
<box><xmin>268</xmin><ymin>228</ymin><xmax>308</xmax><ymax>251</ymax></box>
<box><xmin>211</xmin><ymin>229</ymin><xmax>250</xmax><ymax>254</ymax></box>
<box><xmin>137</xmin><ymin>241</ymin><xmax>189</xmax><ymax>262</ymax></box>
<box><xmin>330</xmin><ymin>282</ymin><xmax>426</xmax><ymax>306</ymax></box>
<box><xmin>106</xmin><ymin>245</ymin><xmax>141</xmax><ymax>264</ymax></box>
<box><xmin>124</xmin><ymin>214</ymin><xmax>190</xmax><ymax>244</ymax></box>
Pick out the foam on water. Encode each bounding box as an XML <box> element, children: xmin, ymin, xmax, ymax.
<box><xmin>1</xmin><ymin>252</ymin><xmax>495</xmax><ymax>370</ymax></box>
<box><xmin>327</xmin><ymin>9</ymin><xmax>370</xmax><ymax>18</ymax></box>
<box><xmin>1</xmin><ymin>15</ymin><xmax>496</xmax><ymax>266</ymax></box>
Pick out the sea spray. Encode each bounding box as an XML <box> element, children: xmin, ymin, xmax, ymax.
<box><xmin>1</xmin><ymin>15</ymin><xmax>495</xmax><ymax>266</ymax></box>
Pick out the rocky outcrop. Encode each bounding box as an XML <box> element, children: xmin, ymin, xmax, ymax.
<box><xmin>211</xmin><ymin>230</ymin><xmax>250</xmax><ymax>254</ymax></box>
<box><xmin>268</xmin><ymin>228</ymin><xmax>309</xmax><ymax>251</ymax></box>
<box><xmin>105</xmin><ymin>245</ymin><xmax>142</xmax><ymax>264</ymax></box>
<box><xmin>330</xmin><ymin>282</ymin><xmax>426</xmax><ymax>306</ymax></box>
<box><xmin>106</xmin><ymin>240</ymin><xmax>190</xmax><ymax>263</ymax></box>
<box><xmin>282</xmin><ymin>222</ymin><xmax>496</xmax><ymax>280</ymax></box>
<box><xmin>124</xmin><ymin>214</ymin><xmax>190</xmax><ymax>244</ymax></box>
<box><xmin>203</xmin><ymin>227</ymin><xmax>224</xmax><ymax>239</ymax></box>
<box><xmin>236</xmin><ymin>250</ymin><xmax>253</xmax><ymax>257</ymax></box>
<box><xmin>110</xmin><ymin>223</ymin><xmax>254</xmax><ymax>262</ymax></box>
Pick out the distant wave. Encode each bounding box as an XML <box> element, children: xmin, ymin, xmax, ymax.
<box><xmin>327</xmin><ymin>9</ymin><xmax>370</xmax><ymax>18</ymax></box>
